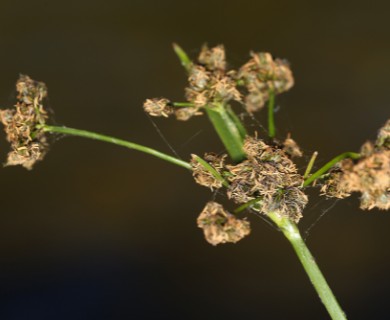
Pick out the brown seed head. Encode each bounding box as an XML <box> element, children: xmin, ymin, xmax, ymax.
<box><xmin>340</xmin><ymin>147</ymin><xmax>390</xmax><ymax>210</ymax></box>
<box><xmin>198</xmin><ymin>44</ymin><xmax>226</xmax><ymax>71</ymax></box>
<box><xmin>238</xmin><ymin>52</ymin><xmax>294</xmax><ymax>113</ymax></box>
<box><xmin>376</xmin><ymin>119</ymin><xmax>390</xmax><ymax>150</ymax></box>
<box><xmin>0</xmin><ymin>75</ymin><xmax>49</xmax><ymax>169</ymax></box>
<box><xmin>283</xmin><ymin>135</ymin><xmax>303</xmax><ymax>158</ymax></box>
<box><xmin>143</xmin><ymin>98</ymin><xmax>173</xmax><ymax>118</ymax></box>
<box><xmin>227</xmin><ymin>136</ymin><xmax>307</xmax><ymax>222</ymax></box>
<box><xmin>174</xmin><ymin>106</ymin><xmax>203</xmax><ymax>121</ymax></box>
<box><xmin>197</xmin><ymin>201</ymin><xmax>251</xmax><ymax>246</ymax></box>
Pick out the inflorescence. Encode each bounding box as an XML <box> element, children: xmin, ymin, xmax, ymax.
<box><xmin>321</xmin><ymin>120</ymin><xmax>390</xmax><ymax>210</ymax></box>
<box><xmin>143</xmin><ymin>44</ymin><xmax>294</xmax><ymax>120</ymax></box>
<box><xmin>0</xmin><ymin>45</ymin><xmax>388</xmax><ymax>247</ymax></box>
<box><xmin>0</xmin><ymin>75</ymin><xmax>50</xmax><ymax>169</ymax></box>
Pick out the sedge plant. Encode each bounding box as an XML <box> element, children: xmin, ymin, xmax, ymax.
<box><xmin>1</xmin><ymin>44</ymin><xmax>389</xmax><ymax>320</ymax></box>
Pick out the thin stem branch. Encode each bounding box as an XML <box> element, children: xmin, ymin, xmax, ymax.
<box><xmin>234</xmin><ymin>198</ymin><xmax>261</xmax><ymax>214</ymax></box>
<box><xmin>267</xmin><ymin>90</ymin><xmax>276</xmax><ymax>138</ymax></box>
<box><xmin>304</xmin><ymin>151</ymin><xmax>319</xmax><ymax>179</ymax></box>
<box><xmin>303</xmin><ymin>152</ymin><xmax>361</xmax><ymax>187</ymax></box>
<box><xmin>267</xmin><ymin>212</ymin><xmax>347</xmax><ymax>320</ymax></box>
<box><xmin>172</xmin><ymin>102</ymin><xmax>195</xmax><ymax>108</ymax></box>
<box><xmin>39</xmin><ymin>125</ymin><xmax>192</xmax><ymax>170</ymax></box>
<box><xmin>172</xmin><ymin>43</ymin><xmax>192</xmax><ymax>72</ymax></box>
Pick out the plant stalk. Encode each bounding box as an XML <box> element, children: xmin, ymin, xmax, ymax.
<box><xmin>267</xmin><ymin>212</ymin><xmax>347</xmax><ymax>320</ymax></box>
<box><xmin>206</xmin><ymin>105</ymin><xmax>246</xmax><ymax>163</ymax></box>
<box><xmin>39</xmin><ymin>125</ymin><xmax>192</xmax><ymax>170</ymax></box>
<box><xmin>303</xmin><ymin>152</ymin><xmax>361</xmax><ymax>187</ymax></box>
<box><xmin>268</xmin><ymin>90</ymin><xmax>276</xmax><ymax>138</ymax></box>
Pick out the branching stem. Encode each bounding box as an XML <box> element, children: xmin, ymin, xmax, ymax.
<box><xmin>39</xmin><ymin>125</ymin><xmax>192</xmax><ymax>170</ymax></box>
<box><xmin>303</xmin><ymin>152</ymin><xmax>361</xmax><ymax>187</ymax></box>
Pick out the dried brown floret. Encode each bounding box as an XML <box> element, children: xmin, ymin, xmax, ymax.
<box><xmin>0</xmin><ymin>75</ymin><xmax>49</xmax><ymax>169</ymax></box>
<box><xmin>340</xmin><ymin>148</ymin><xmax>390</xmax><ymax>210</ymax></box>
<box><xmin>198</xmin><ymin>44</ymin><xmax>226</xmax><ymax>71</ymax></box>
<box><xmin>376</xmin><ymin>119</ymin><xmax>390</xmax><ymax>150</ymax></box>
<box><xmin>197</xmin><ymin>201</ymin><xmax>251</xmax><ymax>245</ymax></box>
<box><xmin>320</xmin><ymin>168</ymin><xmax>351</xmax><ymax>199</ymax></box>
<box><xmin>238</xmin><ymin>52</ymin><xmax>294</xmax><ymax>113</ymax></box>
<box><xmin>174</xmin><ymin>107</ymin><xmax>203</xmax><ymax>121</ymax></box>
<box><xmin>227</xmin><ymin>136</ymin><xmax>307</xmax><ymax>222</ymax></box>
<box><xmin>143</xmin><ymin>98</ymin><xmax>173</xmax><ymax>117</ymax></box>
<box><xmin>283</xmin><ymin>135</ymin><xmax>303</xmax><ymax>158</ymax></box>
<box><xmin>267</xmin><ymin>187</ymin><xmax>308</xmax><ymax>223</ymax></box>
<box><xmin>188</xmin><ymin>65</ymin><xmax>210</xmax><ymax>91</ymax></box>
<box><xmin>245</xmin><ymin>91</ymin><xmax>266</xmax><ymax>113</ymax></box>
<box><xmin>190</xmin><ymin>153</ymin><xmax>226</xmax><ymax>190</ymax></box>
<box><xmin>322</xmin><ymin>139</ymin><xmax>390</xmax><ymax>210</ymax></box>
<box><xmin>211</xmin><ymin>76</ymin><xmax>241</xmax><ymax>103</ymax></box>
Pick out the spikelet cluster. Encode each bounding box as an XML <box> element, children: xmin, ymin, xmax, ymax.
<box><xmin>0</xmin><ymin>75</ymin><xmax>50</xmax><ymax>169</ymax></box>
<box><xmin>144</xmin><ymin>45</ymin><xmax>293</xmax><ymax>119</ymax></box>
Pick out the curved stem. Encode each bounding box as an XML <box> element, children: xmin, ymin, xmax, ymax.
<box><xmin>267</xmin><ymin>90</ymin><xmax>276</xmax><ymax>138</ymax></box>
<box><xmin>268</xmin><ymin>212</ymin><xmax>347</xmax><ymax>320</ymax></box>
<box><xmin>303</xmin><ymin>152</ymin><xmax>361</xmax><ymax>187</ymax></box>
<box><xmin>39</xmin><ymin>125</ymin><xmax>192</xmax><ymax>170</ymax></box>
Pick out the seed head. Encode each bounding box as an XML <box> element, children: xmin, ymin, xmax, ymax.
<box><xmin>198</xmin><ymin>44</ymin><xmax>226</xmax><ymax>71</ymax></box>
<box><xmin>197</xmin><ymin>201</ymin><xmax>251</xmax><ymax>246</ymax></box>
<box><xmin>376</xmin><ymin>119</ymin><xmax>390</xmax><ymax>150</ymax></box>
<box><xmin>227</xmin><ymin>136</ymin><xmax>307</xmax><ymax>222</ymax></box>
<box><xmin>283</xmin><ymin>135</ymin><xmax>303</xmax><ymax>158</ymax></box>
<box><xmin>321</xmin><ymin>120</ymin><xmax>390</xmax><ymax>211</ymax></box>
<box><xmin>238</xmin><ymin>52</ymin><xmax>294</xmax><ymax>112</ymax></box>
<box><xmin>174</xmin><ymin>106</ymin><xmax>203</xmax><ymax>121</ymax></box>
<box><xmin>340</xmin><ymin>146</ymin><xmax>390</xmax><ymax>210</ymax></box>
<box><xmin>143</xmin><ymin>98</ymin><xmax>173</xmax><ymax>118</ymax></box>
<box><xmin>0</xmin><ymin>75</ymin><xmax>50</xmax><ymax>169</ymax></box>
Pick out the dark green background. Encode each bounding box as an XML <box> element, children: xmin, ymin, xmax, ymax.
<box><xmin>0</xmin><ymin>0</ymin><xmax>389</xmax><ymax>319</ymax></box>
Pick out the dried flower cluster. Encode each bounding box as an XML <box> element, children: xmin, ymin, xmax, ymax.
<box><xmin>197</xmin><ymin>201</ymin><xmax>251</xmax><ymax>246</ymax></box>
<box><xmin>237</xmin><ymin>52</ymin><xmax>294</xmax><ymax>113</ymax></box>
<box><xmin>143</xmin><ymin>45</ymin><xmax>293</xmax><ymax>119</ymax></box>
<box><xmin>193</xmin><ymin>136</ymin><xmax>307</xmax><ymax>228</ymax></box>
<box><xmin>321</xmin><ymin>120</ymin><xmax>390</xmax><ymax>210</ymax></box>
<box><xmin>0</xmin><ymin>75</ymin><xmax>49</xmax><ymax>169</ymax></box>
<box><xmin>283</xmin><ymin>135</ymin><xmax>303</xmax><ymax>158</ymax></box>
<box><xmin>227</xmin><ymin>137</ymin><xmax>307</xmax><ymax>222</ymax></box>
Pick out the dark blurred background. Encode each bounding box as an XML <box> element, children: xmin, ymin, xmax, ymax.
<box><xmin>0</xmin><ymin>0</ymin><xmax>389</xmax><ymax>319</ymax></box>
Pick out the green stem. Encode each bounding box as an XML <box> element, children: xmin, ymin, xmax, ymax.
<box><xmin>206</xmin><ymin>105</ymin><xmax>246</xmax><ymax>163</ymax></box>
<box><xmin>268</xmin><ymin>90</ymin><xmax>276</xmax><ymax>138</ymax></box>
<box><xmin>303</xmin><ymin>152</ymin><xmax>361</xmax><ymax>187</ymax></box>
<box><xmin>172</xmin><ymin>43</ymin><xmax>192</xmax><ymax>72</ymax></box>
<box><xmin>304</xmin><ymin>151</ymin><xmax>319</xmax><ymax>179</ymax></box>
<box><xmin>225</xmin><ymin>105</ymin><xmax>247</xmax><ymax>140</ymax></box>
<box><xmin>172</xmin><ymin>102</ymin><xmax>195</xmax><ymax>108</ymax></box>
<box><xmin>234</xmin><ymin>198</ymin><xmax>261</xmax><ymax>214</ymax></box>
<box><xmin>268</xmin><ymin>212</ymin><xmax>347</xmax><ymax>320</ymax></box>
<box><xmin>39</xmin><ymin>125</ymin><xmax>192</xmax><ymax>170</ymax></box>
<box><xmin>193</xmin><ymin>155</ymin><xmax>229</xmax><ymax>188</ymax></box>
